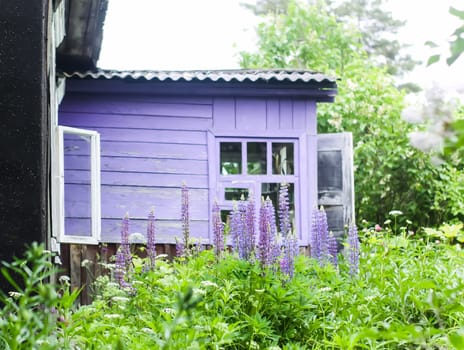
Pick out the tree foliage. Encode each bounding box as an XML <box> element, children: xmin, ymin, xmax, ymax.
<box><xmin>240</xmin><ymin>0</ymin><xmax>461</xmax><ymax>227</ymax></box>
<box><xmin>242</xmin><ymin>0</ymin><xmax>419</xmax><ymax>78</ymax></box>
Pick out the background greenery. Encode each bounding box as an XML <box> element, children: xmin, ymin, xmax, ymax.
<box><xmin>240</xmin><ymin>0</ymin><xmax>464</xmax><ymax>228</ymax></box>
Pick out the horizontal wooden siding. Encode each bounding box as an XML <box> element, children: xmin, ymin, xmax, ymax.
<box><xmin>59</xmin><ymin>93</ymin><xmax>213</xmax><ymax>243</ymax></box>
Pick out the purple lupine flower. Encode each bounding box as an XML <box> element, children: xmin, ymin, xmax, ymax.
<box><xmin>347</xmin><ymin>224</ymin><xmax>360</xmax><ymax>276</ymax></box>
<box><xmin>279</xmin><ymin>183</ymin><xmax>291</xmax><ymax>237</ymax></box>
<box><xmin>114</xmin><ymin>249</ymin><xmax>130</xmax><ymax>288</ymax></box>
<box><xmin>175</xmin><ymin>237</ymin><xmax>185</xmax><ymax>258</ymax></box>
<box><xmin>278</xmin><ymin>185</ymin><xmax>298</xmax><ymax>279</ymax></box>
<box><xmin>230</xmin><ymin>201</ymin><xmax>242</xmax><ymax>253</ymax></box>
<box><xmin>244</xmin><ymin>193</ymin><xmax>256</xmax><ymax>259</ymax></box>
<box><xmin>120</xmin><ymin>213</ymin><xmax>132</xmax><ymax>269</ymax></box>
<box><xmin>280</xmin><ymin>232</ymin><xmax>298</xmax><ymax>278</ymax></box>
<box><xmin>181</xmin><ymin>182</ymin><xmax>190</xmax><ymax>253</ymax></box>
<box><xmin>258</xmin><ymin>198</ymin><xmax>272</xmax><ymax>268</ymax></box>
<box><xmin>327</xmin><ymin>231</ymin><xmax>338</xmax><ymax>267</ymax></box>
<box><xmin>266</xmin><ymin>198</ymin><xmax>281</xmax><ymax>265</ymax></box>
<box><xmin>237</xmin><ymin>198</ymin><xmax>248</xmax><ymax>260</ymax></box>
<box><xmin>310</xmin><ymin>207</ymin><xmax>330</xmax><ymax>265</ymax></box>
<box><xmin>147</xmin><ymin>208</ymin><xmax>156</xmax><ymax>269</ymax></box>
<box><xmin>212</xmin><ymin>201</ymin><xmax>224</xmax><ymax>258</ymax></box>
<box><xmin>310</xmin><ymin>209</ymin><xmax>321</xmax><ymax>260</ymax></box>
<box><xmin>317</xmin><ymin>208</ymin><xmax>329</xmax><ymax>263</ymax></box>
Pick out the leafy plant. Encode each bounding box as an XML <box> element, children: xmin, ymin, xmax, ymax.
<box><xmin>0</xmin><ymin>242</ymin><xmax>80</xmax><ymax>350</ymax></box>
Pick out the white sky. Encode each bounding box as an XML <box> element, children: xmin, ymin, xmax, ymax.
<box><xmin>98</xmin><ymin>0</ymin><xmax>464</xmax><ymax>93</ymax></box>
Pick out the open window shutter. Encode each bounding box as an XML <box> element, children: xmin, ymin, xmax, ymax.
<box><xmin>317</xmin><ymin>132</ymin><xmax>354</xmax><ymax>241</ymax></box>
<box><xmin>55</xmin><ymin>126</ymin><xmax>101</xmax><ymax>244</ymax></box>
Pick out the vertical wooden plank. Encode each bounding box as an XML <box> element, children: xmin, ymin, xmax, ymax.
<box><xmin>213</xmin><ymin>97</ymin><xmax>236</xmax><ymax>129</ymax></box>
<box><xmin>207</xmin><ymin>131</ymin><xmax>216</xmax><ymax>243</ymax></box>
<box><xmin>279</xmin><ymin>99</ymin><xmax>293</xmax><ymax>129</ymax></box>
<box><xmin>236</xmin><ymin>98</ymin><xmax>266</xmax><ymax>130</ymax></box>
<box><xmin>70</xmin><ymin>244</ymin><xmax>81</xmax><ymax>294</ymax></box>
<box><xmin>266</xmin><ymin>99</ymin><xmax>279</xmax><ymax>130</ymax></box>
<box><xmin>306</xmin><ymin>101</ymin><xmax>317</xmax><ymax>135</ymax></box>
<box><xmin>292</xmin><ymin>100</ymin><xmax>307</xmax><ymax>130</ymax></box>
<box><xmin>80</xmin><ymin>245</ymin><xmax>90</xmax><ymax>305</ymax></box>
<box><xmin>307</xmin><ymin>135</ymin><xmax>318</xmax><ymax>245</ymax></box>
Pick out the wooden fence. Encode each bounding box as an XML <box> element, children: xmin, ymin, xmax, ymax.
<box><xmin>59</xmin><ymin>243</ymin><xmax>311</xmax><ymax>305</ymax></box>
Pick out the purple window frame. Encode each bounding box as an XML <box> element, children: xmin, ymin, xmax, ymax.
<box><xmin>208</xmin><ymin>130</ymin><xmax>311</xmax><ymax>245</ymax></box>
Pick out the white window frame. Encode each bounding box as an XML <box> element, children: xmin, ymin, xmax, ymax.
<box><xmin>215</xmin><ymin>137</ymin><xmax>300</xmax><ymax>235</ymax></box>
<box><xmin>54</xmin><ymin>125</ymin><xmax>101</xmax><ymax>244</ymax></box>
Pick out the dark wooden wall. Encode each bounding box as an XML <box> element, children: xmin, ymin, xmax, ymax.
<box><xmin>0</xmin><ymin>0</ymin><xmax>49</xmax><ymax>291</ymax></box>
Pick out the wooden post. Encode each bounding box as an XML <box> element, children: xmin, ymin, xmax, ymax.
<box><xmin>0</xmin><ymin>0</ymin><xmax>49</xmax><ymax>291</ymax></box>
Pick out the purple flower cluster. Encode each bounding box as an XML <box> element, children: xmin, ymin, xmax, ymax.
<box><xmin>347</xmin><ymin>224</ymin><xmax>360</xmax><ymax>276</ymax></box>
<box><xmin>279</xmin><ymin>183</ymin><xmax>291</xmax><ymax>236</ymax></box>
<box><xmin>146</xmin><ymin>208</ymin><xmax>156</xmax><ymax>269</ymax></box>
<box><xmin>175</xmin><ymin>238</ymin><xmax>185</xmax><ymax>257</ymax></box>
<box><xmin>257</xmin><ymin>197</ymin><xmax>279</xmax><ymax>268</ymax></box>
<box><xmin>280</xmin><ymin>232</ymin><xmax>298</xmax><ymax>278</ymax></box>
<box><xmin>278</xmin><ymin>184</ymin><xmax>298</xmax><ymax>278</ymax></box>
<box><xmin>327</xmin><ymin>232</ymin><xmax>338</xmax><ymax>267</ymax></box>
<box><xmin>310</xmin><ymin>207</ymin><xmax>338</xmax><ymax>267</ymax></box>
<box><xmin>181</xmin><ymin>182</ymin><xmax>190</xmax><ymax>256</ymax></box>
<box><xmin>230</xmin><ymin>195</ymin><xmax>256</xmax><ymax>260</ymax></box>
<box><xmin>212</xmin><ymin>201</ymin><xmax>224</xmax><ymax>258</ymax></box>
<box><xmin>115</xmin><ymin>213</ymin><xmax>132</xmax><ymax>288</ymax></box>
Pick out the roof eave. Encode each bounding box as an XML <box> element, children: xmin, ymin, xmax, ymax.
<box><xmin>65</xmin><ymin>77</ymin><xmax>337</xmax><ymax>101</ymax></box>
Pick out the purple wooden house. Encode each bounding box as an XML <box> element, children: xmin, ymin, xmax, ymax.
<box><xmin>53</xmin><ymin>69</ymin><xmax>353</xmax><ymax>251</ymax></box>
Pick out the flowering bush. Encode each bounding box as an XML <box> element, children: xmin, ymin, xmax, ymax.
<box><xmin>61</xmin><ymin>230</ymin><xmax>464</xmax><ymax>349</ymax></box>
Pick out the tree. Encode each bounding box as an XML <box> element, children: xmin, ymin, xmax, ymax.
<box><xmin>240</xmin><ymin>0</ymin><xmax>460</xmax><ymax>227</ymax></box>
<box><xmin>242</xmin><ymin>0</ymin><xmax>420</xmax><ymax>79</ymax></box>
<box><xmin>332</xmin><ymin>0</ymin><xmax>419</xmax><ymax>77</ymax></box>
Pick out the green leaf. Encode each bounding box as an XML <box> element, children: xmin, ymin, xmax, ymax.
<box><xmin>427</xmin><ymin>54</ymin><xmax>441</xmax><ymax>66</ymax></box>
<box><xmin>425</xmin><ymin>40</ymin><xmax>438</xmax><ymax>48</ymax></box>
<box><xmin>449</xmin><ymin>331</ymin><xmax>464</xmax><ymax>349</ymax></box>
<box><xmin>447</xmin><ymin>37</ymin><xmax>464</xmax><ymax>65</ymax></box>
<box><xmin>449</xmin><ymin>6</ymin><xmax>464</xmax><ymax>20</ymax></box>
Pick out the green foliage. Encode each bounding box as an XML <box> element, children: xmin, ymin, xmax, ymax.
<box><xmin>242</xmin><ymin>0</ymin><xmax>419</xmax><ymax>77</ymax></box>
<box><xmin>60</xmin><ymin>234</ymin><xmax>464</xmax><ymax>349</ymax></box>
<box><xmin>0</xmin><ymin>243</ymin><xmax>80</xmax><ymax>350</ymax></box>
<box><xmin>2</xmin><ymin>236</ymin><xmax>464</xmax><ymax>349</ymax></box>
<box><xmin>331</xmin><ymin>0</ymin><xmax>420</xmax><ymax>77</ymax></box>
<box><xmin>240</xmin><ymin>0</ymin><xmax>454</xmax><ymax>227</ymax></box>
<box><xmin>428</xmin><ymin>6</ymin><xmax>464</xmax><ymax>66</ymax></box>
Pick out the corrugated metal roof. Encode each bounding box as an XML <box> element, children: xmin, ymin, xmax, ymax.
<box><xmin>63</xmin><ymin>69</ymin><xmax>337</xmax><ymax>84</ymax></box>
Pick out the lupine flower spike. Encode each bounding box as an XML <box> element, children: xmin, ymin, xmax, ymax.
<box><xmin>212</xmin><ymin>200</ymin><xmax>224</xmax><ymax>258</ymax></box>
<box><xmin>279</xmin><ymin>183</ymin><xmax>298</xmax><ymax>278</ymax></box>
<box><xmin>116</xmin><ymin>213</ymin><xmax>132</xmax><ymax>288</ymax></box>
<box><xmin>347</xmin><ymin>223</ymin><xmax>360</xmax><ymax>276</ymax></box>
<box><xmin>310</xmin><ymin>207</ymin><xmax>332</xmax><ymax>266</ymax></box>
<box><xmin>237</xmin><ymin>197</ymin><xmax>248</xmax><ymax>259</ymax></box>
<box><xmin>181</xmin><ymin>182</ymin><xmax>190</xmax><ymax>255</ymax></box>
<box><xmin>244</xmin><ymin>192</ymin><xmax>256</xmax><ymax>260</ymax></box>
<box><xmin>175</xmin><ymin>237</ymin><xmax>185</xmax><ymax>258</ymax></box>
<box><xmin>120</xmin><ymin>213</ymin><xmax>132</xmax><ymax>269</ymax></box>
<box><xmin>146</xmin><ymin>208</ymin><xmax>156</xmax><ymax>269</ymax></box>
<box><xmin>258</xmin><ymin>197</ymin><xmax>272</xmax><ymax>268</ymax></box>
<box><xmin>327</xmin><ymin>231</ymin><xmax>338</xmax><ymax>268</ymax></box>
<box><xmin>230</xmin><ymin>201</ymin><xmax>241</xmax><ymax>254</ymax></box>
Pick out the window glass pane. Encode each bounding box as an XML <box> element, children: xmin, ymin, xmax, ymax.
<box><xmin>220</xmin><ymin>142</ymin><xmax>241</xmax><ymax>175</ymax></box>
<box><xmin>261</xmin><ymin>183</ymin><xmax>295</xmax><ymax>233</ymax></box>
<box><xmin>247</xmin><ymin>142</ymin><xmax>266</xmax><ymax>174</ymax></box>
<box><xmin>272</xmin><ymin>143</ymin><xmax>294</xmax><ymax>175</ymax></box>
<box><xmin>63</xmin><ymin>133</ymin><xmax>92</xmax><ymax>237</ymax></box>
<box><xmin>225</xmin><ymin>187</ymin><xmax>249</xmax><ymax>201</ymax></box>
